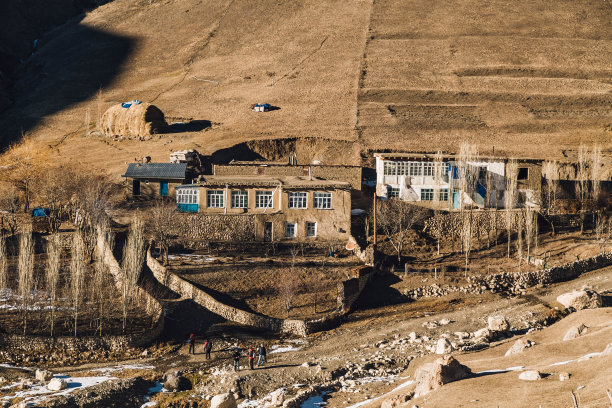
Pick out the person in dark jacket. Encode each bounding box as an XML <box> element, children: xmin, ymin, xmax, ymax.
<box><xmin>204</xmin><ymin>339</ymin><xmax>212</xmax><ymax>360</ymax></box>
<box><xmin>257</xmin><ymin>344</ymin><xmax>267</xmax><ymax>367</ymax></box>
<box><xmin>233</xmin><ymin>348</ymin><xmax>241</xmax><ymax>371</ymax></box>
<box><xmin>248</xmin><ymin>347</ymin><xmax>255</xmax><ymax>370</ymax></box>
<box><xmin>188</xmin><ymin>333</ymin><xmax>196</xmax><ymax>354</ymax></box>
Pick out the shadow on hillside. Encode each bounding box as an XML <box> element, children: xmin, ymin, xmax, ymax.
<box><xmin>165</xmin><ymin>119</ymin><xmax>211</xmax><ymax>133</ymax></box>
<box><xmin>353</xmin><ymin>273</ymin><xmax>407</xmax><ymax>310</ymax></box>
<box><xmin>0</xmin><ymin>17</ymin><xmax>135</xmax><ymax>150</ymax></box>
<box><xmin>182</xmin><ymin>275</ymin><xmax>261</xmax><ymax>316</ymax></box>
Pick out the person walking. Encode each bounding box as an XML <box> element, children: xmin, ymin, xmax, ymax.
<box><xmin>248</xmin><ymin>347</ymin><xmax>255</xmax><ymax>370</ymax></box>
<box><xmin>257</xmin><ymin>344</ymin><xmax>267</xmax><ymax>367</ymax></box>
<box><xmin>188</xmin><ymin>333</ymin><xmax>196</xmax><ymax>355</ymax></box>
<box><xmin>204</xmin><ymin>339</ymin><xmax>212</xmax><ymax>360</ymax></box>
<box><xmin>233</xmin><ymin>348</ymin><xmax>241</xmax><ymax>371</ymax></box>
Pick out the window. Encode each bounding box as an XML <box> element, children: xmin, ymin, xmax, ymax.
<box><xmin>397</xmin><ymin>161</ymin><xmax>408</xmax><ymax>176</ymax></box>
<box><xmin>387</xmin><ymin>186</ymin><xmax>400</xmax><ymax>199</ymax></box>
<box><xmin>423</xmin><ymin>162</ymin><xmax>434</xmax><ymax>177</ymax></box>
<box><xmin>255</xmin><ymin>191</ymin><xmax>273</xmax><ymax>208</ymax></box>
<box><xmin>439</xmin><ymin>188</ymin><xmax>449</xmax><ymax>201</ymax></box>
<box><xmin>207</xmin><ymin>190</ymin><xmax>224</xmax><ymax>208</ymax></box>
<box><xmin>231</xmin><ymin>190</ymin><xmax>248</xmax><ymax>208</ymax></box>
<box><xmin>306</xmin><ymin>222</ymin><xmax>317</xmax><ymax>237</ymax></box>
<box><xmin>518</xmin><ymin>167</ymin><xmax>529</xmax><ymax>180</ymax></box>
<box><xmin>177</xmin><ymin>187</ymin><xmax>198</xmax><ymax>204</ymax></box>
<box><xmin>285</xmin><ymin>222</ymin><xmax>296</xmax><ymax>237</ymax></box>
<box><xmin>383</xmin><ymin>161</ymin><xmax>397</xmax><ymax>176</ymax></box>
<box><xmin>421</xmin><ymin>188</ymin><xmax>434</xmax><ymax>201</ymax></box>
<box><xmin>314</xmin><ymin>192</ymin><xmax>332</xmax><ymax>209</ymax></box>
<box><xmin>409</xmin><ymin>162</ymin><xmax>422</xmax><ymax>176</ymax></box>
<box><xmin>288</xmin><ymin>192</ymin><xmax>307</xmax><ymax>208</ymax></box>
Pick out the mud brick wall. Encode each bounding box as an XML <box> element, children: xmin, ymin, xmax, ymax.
<box><xmin>424</xmin><ymin>209</ymin><xmax>524</xmax><ymax>240</ymax></box>
<box><xmin>169</xmin><ymin>213</ymin><xmax>256</xmax><ymax>241</ymax></box>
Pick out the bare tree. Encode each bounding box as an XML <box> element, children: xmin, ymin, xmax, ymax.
<box><xmin>312</xmin><ymin>262</ymin><xmax>327</xmax><ymax>314</ymax></box>
<box><xmin>591</xmin><ymin>144</ymin><xmax>602</xmax><ymax>205</ymax></box>
<box><xmin>377</xmin><ymin>199</ymin><xmax>428</xmax><ymax>262</ymax></box>
<box><xmin>505</xmin><ymin>160</ymin><xmax>518</xmax><ymax>257</ymax></box>
<box><xmin>577</xmin><ymin>144</ymin><xmax>589</xmax><ymax>234</ymax></box>
<box><xmin>121</xmin><ymin>215</ymin><xmax>146</xmax><ymax>332</ymax></box>
<box><xmin>70</xmin><ymin>231</ymin><xmax>86</xmax><ymax>337</ymax></box>
<box><xmin>148</xmin><ymin>201</ymin><xmax>175</xmax><ymax>265</ymax></box>
<box><xmin>278</xmin><ymin>268</ymin><xmax>299</xmax><ymax>317</ymax></box>
<box><xmin>524</xmin><ymin>206</ymin><xmax>537</xmax><ymax>263</ymax></box>
<box><xmin>461</xmin><ymin>211</ymin><xmax>472</xmax><ymax>278</ymax></box>
<box><xmin>0</xmin><ymin>234</ymin><xmax>7</xmax><ymax>292</ymax></box>
<box><xmin>0</xmin><ymin>184</ymin><xmax>20</xmax><ymax>235</ymax></box>
<box><xmin>433</xmin><ymin>151</ymin><xmax>444</xmax><ymax>254</ymax></box>
<box><xmin>46</xmin><ymin>234</ymin><xmax>62</xmax><ymax>337</ymax></box>
<box><xmin>18</xmin><ymin>227</ymin><xmax>34</xmax><ymax>334</ymax></box>
<box><xmin>516</xmin><ymin>213</ymin><xmax>524</xmax><ymax>269</ymax></box>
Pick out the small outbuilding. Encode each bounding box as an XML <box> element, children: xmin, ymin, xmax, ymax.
<box><xmin>101</xmin><ymin>100</ymin><xmax>167</xmax><ymax>137</ymax></box>
<box><xmin>122</xmin><ymin>162</ymin><xmax>188</xmax><ymax>197</ymax></box>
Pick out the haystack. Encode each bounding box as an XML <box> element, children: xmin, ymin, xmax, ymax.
<box><xmin>101</xmin><ymin>102</ymin><xmax>167</xmax><ymax>137</ymax></box>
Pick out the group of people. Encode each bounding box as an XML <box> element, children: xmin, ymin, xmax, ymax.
<box><xmin>187</xmin><ymin>334</ymin><xmax>268</xmax><ymax>371</ymax></box>
<box><xmin>188</xmin><ymin>333</ymin><xmax>213</xmax><ymax>359</ymax></box>
<box><xmin>233</xmin><ymin>344</ymin><xmax>267</xmax><ymax>371</ymax></box>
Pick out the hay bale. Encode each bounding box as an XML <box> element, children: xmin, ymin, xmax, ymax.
<box><xmin>101</xmin><ymin>102</ymin><xmax>167</xmax><ymax>137</ymax></box>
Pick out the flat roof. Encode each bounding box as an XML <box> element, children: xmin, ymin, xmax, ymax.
<box><xmin>373</xmin><ymin>152</ymin><xmax>543</xmax><ymax>163</ymax></box>
<box><xmin>220</xmin><ymin>161</ymin><xmax>361</xmax><ymax>168</ymax></box>
<box><xmin>122</xmin><ymin>162</ymin><xmax>187</xmax><ymax>179</ymax></box>
<box><xmin>177</xmin><ymin>175</ymin><xmax>351</xmax><ymax>189</ymax></box>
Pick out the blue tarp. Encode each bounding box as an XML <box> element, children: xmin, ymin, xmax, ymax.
<box><xmin>31</xmin><ymin>208</ymin><xmax>50</xmax><ymax>217</ymax></box>
<box><xmin>121</xmin><ymin>100</ymin><xmax>143</xmax><ymax>109</ymax></box>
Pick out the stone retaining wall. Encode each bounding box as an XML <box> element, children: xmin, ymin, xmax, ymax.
<box><xmin>167</xmin><ymin>213</ymin><xmax>256</xmax><ymax>241</ymax></box>
<box><xmin>403</xmin><ymin>252</ymin><xmax>612</xmax><ymax>300</ymax></box>
<box><xmin>146</xmin><ymin>250</ymin><xmax>373</xmax><ymax>336</ymax></box>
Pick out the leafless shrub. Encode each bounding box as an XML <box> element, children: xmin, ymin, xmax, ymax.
<box><xmin>0</xmin><ymin>234</ymin><xmax>7</xmax><ymax>291</ymax></box>
<box><xmin>505</xmin><ymin>159</ymin><xmax>518</xmax><ymax>257</ymax></box>
<box><xmin>121</xmin><ymin>215</ymin><xmax>146</xmax><ymax>332</ymax></box>
<box><xmin>46</xmin><ymin>234</ymin><xmax>62</xmax><ymax>337</ymax></box>
<box><xmin>577</xmin><ymin>144</ymin><xmax>590</xmax><ymax>233</ymax></box>
<box><xmin>278</xmin><ymin>268</ymin><xmax>299</xmax><ymax>317</ymax></box>
<box><xmin>524</xmin><ymin>207</ymin><xmax>537</xmax><ymax>262</ymax></box>
<box><xmin>312</xmin><ymin>261</ymin><xmax>327</xmax><ymax>313</ymax></box>
<box><xmin>0</xmin><ymin>184</ymin><xmax>20</xmax><ymax>235</ymax></box>
<box><xmin>461</xmin><ymin>211</ymin><xmax>472</xmax><ymax>278</ymax></box>
<box><xmin>591</xmin><ymin>144</ymin><xmax>602</xmax><ymax>205</ymax></box>
<box><xmin>377</xmin><ymin>200</ymin><xmax>428</xmax><ymax>261</ymax></box>
<box><xmin>18</xmin><ymin>227</ymin><xmax>34</xmax><ymax>334</ymax></box>
<box><xmin>148</xmin><ymin>201</ymin><xmax>174</xmax><ymax>265</ymax></box>
<box><xmin>70</xmin><ymin>231</ymin><xmax>86</xmax><ymax>337</ymax></box>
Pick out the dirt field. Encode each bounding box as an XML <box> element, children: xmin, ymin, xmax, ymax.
<box><xmin>0</xmin><ymin>0</ymin><xmax>610</xmax><ymax>174</ymax></box>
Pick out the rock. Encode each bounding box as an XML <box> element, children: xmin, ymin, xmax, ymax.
<box><xmin>473</xmin><ymin>328</ymin><xmax>492</xmax><ymax>342</ymax></box>
<box><xmin>439</xmin><ymin>318</ymin><xmax>452</xmax><ymax>325</ymax></box>
<box><xmin>414</xmin><ymin>355</ymin><xmax>472</xmax><ymax>398</ymax></box>
<box><xmin>602</xmin><ymin>342</ymin><xmax>612</xmax><ymax>356</ymax></box>
<box><xmin>210</xmin><ymin>393</ymin><xmax>237</xmax><ymax>408</ymax></box>
<box><xmin>381</xmin><ymin>393</ymin><xmax>412</xmax><ymax>408</ymax></box>
<box><xmin>47</xmin><ymin>378</ymin><xmax>67</xmax><ymax>391</ymax></box>
<box><xmin>35</xmin><ymin>369</ymin><xmax>53</xmax><ymax>383</ymax></box>
<box><xmin>563</xmin><ymin>323</ymin><xmax>588</xmax><ymax>341</ymax></box>
<box><xmin>505</xmin><ymin>339</ymin><xmax>535</xmax><ymax>356</ymax></box>
<box><xmin>454</xmin><ymin>332</ymin><xmax>470</xmax><ymax>340</ymax></box>
<box><xmin>556</xmin><ymin>289</ymin><xmax>602</xmax><ymax>310</ymax></box>
<box><xmin>518</xmin><ymin>370</ymin><xmax>541</xmax><ymax>381</ymax></box>
<box><xmin>270</xmin><ymin>388</ymin><xmax>285</xmax><ymax>406</ymax></box>
<box><xmin>435</xmin><ymin>338</ymin><xmax>453</xmax><ymax>355</ymax></box>
<box><xmin>141</xmin><ymin>350</ymin><xmax>149</xmax><ymax>357</ymax></box>
<box><xmin>488</xmin><ymin>316</ymin><xmax>509</xmax><ymax>332</ymax></box>
<box><xmin>559</xmin><ymin>372</ymin><xmax>571</xmax><ymax>381</ymax></box>
<box><xmin>301</xmin><ymin>362</ymin><xmax>310</xmax><ymax>368</ymax></box>
<box><xmin>164</xmin><ymin>372</ymin><xmax>190</xmax><ymax>392</ymax></box>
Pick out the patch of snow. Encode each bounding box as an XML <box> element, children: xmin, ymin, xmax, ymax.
<box><xmin>2</xmin><ymin>375</ymin><xmax>116</xmax><ymax>405</ymax></box>
<box><xmin>475</xmin><ymin>366</ymin><xmax>524</xmax><ymax>375</ymax></box>
<box><xmin>345</xmin><ymin>380</ymin><xmax>415</xmax><ymax>408</ymax></box>
<box><xmin>93</xmin><ymin>364</ymin><xmax>155</xmax><ymax>373</ymax></box>
<box><xmin>269</xmin><ymin>345</ymin><xmax>302</xmax><ymax>354</ymax></box>
<box><xmin>351</xmin><ymin>209</ymin><xmax>365</xmax><ymax>216</ymax></box>
<box><xmin>167</xmin><ymin>254</ymin><xmax>215</xmax><ymax>263</ymax></box>
<box><xmin>300</xmin><ymin>391</ymin><xmax>329</xmax><ymax>408</ymax></box>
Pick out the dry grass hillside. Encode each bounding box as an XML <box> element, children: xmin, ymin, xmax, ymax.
<box><xmin>0</xmin><ymin>0</ymin><xmax>610</xmax><ymax>175</ymax></box>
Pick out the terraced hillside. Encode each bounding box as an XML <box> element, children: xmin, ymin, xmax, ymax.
<box><xmin>0</xmin><ymin>0</ymin><xmax>610</xmax><ymax>173</ymax></box>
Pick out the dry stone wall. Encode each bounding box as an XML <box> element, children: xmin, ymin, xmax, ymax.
<box><xmin>424</xmin><ymin>209</ymin><xmax>524</xmax><ymax>240</ymax></box>
<box><xmin>169</xmin><ymin>213</ymin><xmax>256</xmax><ymax>241</ymax></box>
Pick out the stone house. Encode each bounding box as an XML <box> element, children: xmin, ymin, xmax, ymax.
<box><xmin>374</xmin><ymin>153</ymin><xmax>542</xmax><ymax>209</ymax></box>
<box><xmin>122</xmin><ymin>162</ymin><xmax>188</xmax><ymax>198</ymax></box>
<box><xmin>175</xmin><ymin>175</ymin><xmax>352</xmax><ymax>242</ymax></box>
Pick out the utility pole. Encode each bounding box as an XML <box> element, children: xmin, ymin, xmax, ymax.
<box><xmin>373</xmin><ymin>192</ymin><xmax>377</xmax><ymax>247</ymax></box>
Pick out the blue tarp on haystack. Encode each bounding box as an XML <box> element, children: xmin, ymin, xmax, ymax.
<box><xmin>31</xmin><ymin>208</ymin><xmax>50</xmax><ymax>217</ymax></box>
<box><xmin>121</xmin><ymin>100</ymin><xmax>143</xmax><ymax>109</ymax></box>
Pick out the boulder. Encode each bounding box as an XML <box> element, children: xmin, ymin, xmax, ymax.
<box><xmin>487</xmin><ymin>315</ymin><xmax>509</xmax><ymax>332</ymax></box>
<box><xmin>35</xmin><ymin>369</ymin><xmax>53</xmax><ymax>383</ymax></box>
<box><xmin>556</xmin><ymin>289</ymin><xmax>602</xmax><ymax>310</ymax></box>
<box><xmin>518</xmin><ymin>370</ymin><xmax>541</xmax><ymax>381</ymax></box>
<box><xmin>414</xmin><ymin>355</ymin><xmax>472</xmax><ymax>398</ymax></box>
<box><xmin>270</xmin><ymin>388</ymin><xmax>285</xmax><ymax>406</ymax></box>
<box><xmin>563</xmin><ymin>323</ymin><xmax>588</xmax><ymax>341</ymax></box>
<box><xmin>210</xmin><ymin>393</ymin><xmax>237</xmax><ymax>408</ymax></box>
<box><xmin>505</xmin><ymin>339</ymin><xmax>535</xmax><ymax>356</ymax></box>
<box><xmin>559</xmin><ymin>372</ymin><xmax>571</xmax><ymax>381</ymax></box>
<box><xmin>435</xmin><ymin>338</ymin><xmax>453</xmax><ymax>355</ymax></box>
<box><xmin>473</xmin><ymin>328</ymin><xmax>492</xmax><ymax>342</ymax></box>
<box><xmin>164</xmin><ymin>372</ymin><xmax>190</xmax><ymax>392</ymax></box>
<box><xmin>47</xmin><ymin>378</ymin><xmax>67</xmax><ymax>391</ymax></box>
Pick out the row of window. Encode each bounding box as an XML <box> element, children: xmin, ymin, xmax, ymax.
<box><xmin>285</xmin><ymin>221</ymin><xmax>317</xmax><ymax>238</ymax></box>
<box><xmin>178</xmin><ymin>189</ymin><xmax>333</xmax><ymax>209</ymax></box>
<box><xmin>383</xmin><ymin>161</ymin><xmax>450</xmax><ymax>177</ymax></box>
<box><xmin>386</xmin><ymin>186</ymin><xmax>449</xmax><ymax>201</ymax></box>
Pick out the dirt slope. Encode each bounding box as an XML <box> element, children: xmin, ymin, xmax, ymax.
<box><xmin>0</xmin><ymin>0</ymin><xmax>610</xmax><ymax>171</ymax></box>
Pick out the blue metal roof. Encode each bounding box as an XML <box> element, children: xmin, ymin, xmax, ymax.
<box><xmin>122</xmin><ymin>163</ymin><xmax>187</xmax><ymax>180</ymax></box>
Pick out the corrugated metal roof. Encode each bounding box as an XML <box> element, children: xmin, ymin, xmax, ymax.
<box><xmin>122</xmin><ymin>163</ymin><xmax>187</xmax><ymax>180</ymax></box>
